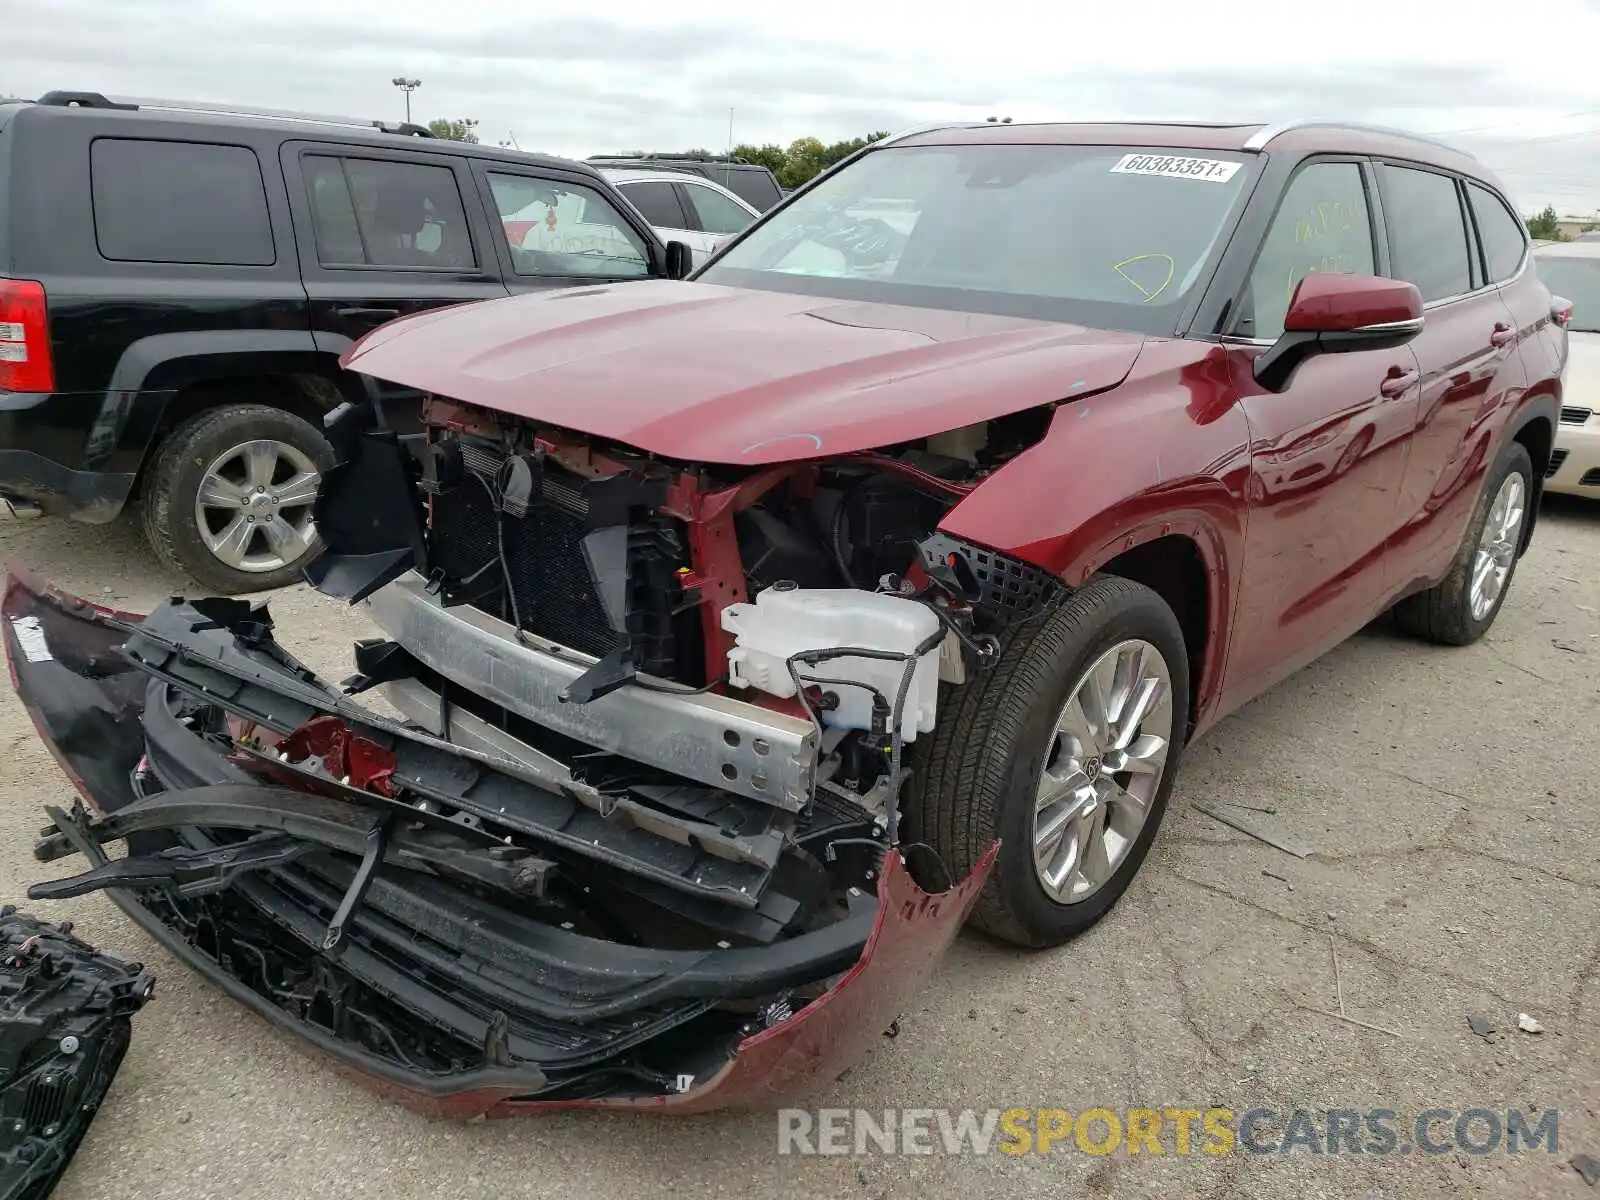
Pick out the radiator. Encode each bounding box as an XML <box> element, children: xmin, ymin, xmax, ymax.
<box><xmin>424</xmin><ymin>438</ymin><xmax>697</xmax><ymax>679</ymax></box>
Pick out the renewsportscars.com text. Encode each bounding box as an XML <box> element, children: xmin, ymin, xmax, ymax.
<box><xmin>776</xmin><ymin>1106</ymin><xmax>1560</xmax><ymax>1157</ymax></box>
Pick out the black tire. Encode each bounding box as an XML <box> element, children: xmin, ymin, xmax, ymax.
<box><xmin>905</xmin><ymin>576</ymin><xmax>1190</xmax><ymax>948</ymax></box>
<box><xmin>1391</xmin><ymin>439</ymin><xmax>1533</xmax><ymax>646</ymax></box>
<box><xmin>141</xmin><ymin>404</ymin><xmax>333</xmax><ymax>595</ymax></box>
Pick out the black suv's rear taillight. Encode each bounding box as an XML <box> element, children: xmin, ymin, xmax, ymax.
<box><xmin>0</xmin><ymin>279</ymin><xmax>55</xmax><ymax>392</ymax></box>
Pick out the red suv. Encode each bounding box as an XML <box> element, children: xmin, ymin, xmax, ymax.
<box><xmin>336</xmin><ymin>118</ymin><xmax>1564</xmax><ymax>944</ymax></box>
<box><xmin>7</xmin><ymin>119</ymin><xmax>1565</xmax><ymax>1110</ymax></box>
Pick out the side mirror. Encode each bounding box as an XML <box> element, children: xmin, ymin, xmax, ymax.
<box><xmin>664</xmin><ymin>240</ymin><xmax>694</xmax><ymax>280</ymax></box>
<box><xmin>1253</xmin><ymin>273</ymin><xmax>1424</xmax><ymax>392</ymax></box>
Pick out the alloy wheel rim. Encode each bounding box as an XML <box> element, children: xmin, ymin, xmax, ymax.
<box><xmin>1468</xmin><ymin>472</ymin><xmax>1526</xmax><ymax>622</ymax></box>
<box><xmin>1033</xmin><ymin>638</ymin><xmax>1175</xmax><ymax>905</ymax></box>
<box><xmin>193</xmin><ymin>439</ymin><xmax>321</xmax><ymax>574</ymax></box>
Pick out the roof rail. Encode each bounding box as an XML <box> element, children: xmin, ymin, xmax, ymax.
<box><xmin>878</xmin><ymin>122</ymin><xmax>979</xmax><ymax>145</ymax></box>
<box><xmin>36</xmin><ymin>91</ymin><xmax>434</xmax><ymax>137</ymax></box>
<box><xmin>37</xmin><ymin>91</ymin><xmax>137</xmax><ymax>111</ymax></box>
<box><xmin>1243</xmin><ymin>118</ymin><xmax>1473</xmax><ymax>158</ymax></box>
<box><xmin>880</xmin><ymin>119</ymin><xmax>1265</xmax><ymax>143</ymax></box>
<box><xmin>589</xmin><ymin>152</ymin><xmax>750</xmax><ymax>164</ymax></box>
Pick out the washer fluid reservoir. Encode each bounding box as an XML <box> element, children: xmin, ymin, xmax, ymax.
<box><xmin>720</xmin><ymin>583</ymin><xmax>942</xmax><ymax>742</ymax></box>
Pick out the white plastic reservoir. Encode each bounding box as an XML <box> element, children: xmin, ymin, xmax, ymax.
<box><xmin>720</xmin><ymin>585</ymin><xmax>943</xmax><ymax>742</ymax></box>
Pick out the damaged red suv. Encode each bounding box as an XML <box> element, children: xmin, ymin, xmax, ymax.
<box><xmin>7</xmin><ymin>119</ymin><xmax>1564</xmax><ymax>1114</ymax></box>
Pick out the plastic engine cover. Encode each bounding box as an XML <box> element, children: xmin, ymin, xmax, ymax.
<box><xmin>721</xmin><ymin>584</ymin><xmax>941</xmax><ymax>741</ymax></box>
<box><xmin>0</xmin><ymin>909</ymin><xmax>154</xmax><ymax>1200</ymax></box>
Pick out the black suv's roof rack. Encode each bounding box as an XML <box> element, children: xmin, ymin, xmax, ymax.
<box><xmin>36</xmin><ymin>90</ymin><xmax>139</xmax><ymax>111</ymax></box>
<box><xmin>589</xmin><ymin>152</ymin><xmax>752</xmax><ymax>165</ymax></box>
<box><xmin>35</xmin><ymin>90</ymin><xmax>435</xmax><ymax>137</ymax></box>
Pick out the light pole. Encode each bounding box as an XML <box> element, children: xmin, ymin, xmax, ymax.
<box><xmin>392</xmin><ymin>77</ymin><xmax>421</xmax><ymax>123</ymax></box>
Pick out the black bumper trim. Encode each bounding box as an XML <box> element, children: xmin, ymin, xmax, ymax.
<box><xmin>121</xmin><ymin>599</ymin><xmax>794</xmax><ymax>913</ymax></box>
<box><xmin>7</xmin><ymin>571</ymin><xmax>886</xmax><ymax>1100</ymax></box>
<box><xmin>44</xmin><ymin>812</ymin><xmax>559</xmax><ymax>1100</ymax></box>
<box><xmin>0</xmin><ymin>449</ymin><xmax>135</xmax><ymax>523</ymax></box>
<box><xmin>137</xmin><ymin>689</ymin><xmax>875</xmax><ymax>1022</ymax></box>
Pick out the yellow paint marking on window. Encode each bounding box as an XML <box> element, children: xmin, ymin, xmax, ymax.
<box><xmin>1113</xmin><ymin>253</ymin><xmax>1176</xmax><ymax>304</ymax></box>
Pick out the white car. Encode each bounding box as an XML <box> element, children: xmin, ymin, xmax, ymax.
<box><xmin>599</xmin><ymin>168</ymin><xmax>759</xmax><ymax>266</ymax></box>
<box><xmin>1535</xmin><ymin>242</ymin><xmax>1600</xmax><ymax>499</ymax></box>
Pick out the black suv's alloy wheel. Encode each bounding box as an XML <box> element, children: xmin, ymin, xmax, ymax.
<box><xmin>143</xmin><ymin>404</ymin><xmax>334</xmax><ymax>594</ymax></box>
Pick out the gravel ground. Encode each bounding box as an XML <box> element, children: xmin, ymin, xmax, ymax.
<box><xmin>1</xmin><ymin>500</ymin><xmax>1597</xmax><ymax>1199</ymax></box>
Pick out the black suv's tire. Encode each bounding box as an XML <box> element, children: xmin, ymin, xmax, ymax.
<box><xmin>905</xmin><ymin>576</ymin><xmax>1190</xmax><ymax>948</ymax></box>
<box><xmin>1391</xmin><ymin>439</ymin><xmax>1533</xmax><ymax>646</ymax></box>
<box><xmin>141</xmin><ymin>404</ymin><xmax>333</xmax><ymax>595</ymax></box>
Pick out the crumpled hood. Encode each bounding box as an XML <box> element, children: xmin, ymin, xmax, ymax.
<box><xmin>343</xmin><ymin>280</ymin><xmax>1145</xmax><ymax>463</ymax></box>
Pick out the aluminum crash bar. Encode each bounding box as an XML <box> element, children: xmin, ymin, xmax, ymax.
<box><xmin>362</xmin><ymin>573</ymin><xmax>818</xmax><ymax>810</ymax></box>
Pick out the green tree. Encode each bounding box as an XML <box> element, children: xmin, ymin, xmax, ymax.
<box><xmin>731</xmin><ymin>143</ymin><xmax>788</xmax><ymax>178</ymax></box>
<box><xmin>818</xmin><ymin>132</ymin><xmax>890</xmax><ymax>171</ymax></box>
<box><xmin>426</xmin><ymin>118</ymin><xmax>480</xmax><ymax>143</ymax></box>
<box><xmin>780</xmin><ymin>137</ymin><xmax>829</xmax><ymax>189</ymax></box>
<box><xmin>730</xmin><ymin>131</ymin><xmax>890</xmax><ymax>190</ymax></box>
<box><xmin>1526</xmin><ymin>205</ymin><xmax>1566</xmax><ymax>241</ymax></box>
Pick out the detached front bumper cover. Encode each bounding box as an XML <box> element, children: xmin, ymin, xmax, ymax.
<box><xmin>3</xmin><ymin>570</ymin><xmax>994</xmax><ymax>1115</ymax></box>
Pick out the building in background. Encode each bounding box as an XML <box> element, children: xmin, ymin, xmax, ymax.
<box><xmin>1558</xmin><ymin>214</ymin><xmax>1600</xmax><ymax>240</ymax></box>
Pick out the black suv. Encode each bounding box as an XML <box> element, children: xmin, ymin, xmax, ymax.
<box><xmin>585</xmin><ymin>153</ymin><xmax>785</xmax><ymax>210</ymax></box>
<box><xmin>0</xmin><ymin>92</ymin><xmax>691</xmax><ymax>592</ymax></box>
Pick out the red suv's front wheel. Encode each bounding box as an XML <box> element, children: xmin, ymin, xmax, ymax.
<box><xmin>906</xmin><ymin>575</ymin><xmax>1191</xmax><ymax>947</ymax></box>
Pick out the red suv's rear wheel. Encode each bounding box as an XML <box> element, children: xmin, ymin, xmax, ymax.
<box><xmin>1391</xmin><ymin>439</ymin><xmax>1533</xmax><ymax>645</ymax></box>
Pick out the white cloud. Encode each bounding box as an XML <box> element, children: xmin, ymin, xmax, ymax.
<box><xmin>11</xmin><ymin>0</ymin><xmax>1600</xmax><ymax>211</ymax></box>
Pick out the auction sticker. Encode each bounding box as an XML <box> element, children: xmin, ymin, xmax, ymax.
<box><xmin>1111</xmin><ymin>153</ymin><xmax>1242</xmax><ymax>183</ymax></box>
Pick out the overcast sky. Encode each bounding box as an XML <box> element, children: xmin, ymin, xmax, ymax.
<box><xmin>13</xmin><ymin>0</ymin><xmax>1600</xmax><ymax>214</ymax></box>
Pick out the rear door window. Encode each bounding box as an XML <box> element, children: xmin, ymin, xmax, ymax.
<box><xmin>715</xmin><ymin>168</ymin><xmax>781</xmax><ymax>210</ymax></box>
<box><xmin>91</xmin><ymin>138</ymin><xmax>274</xmax><ymax>265</ymax></box>
<box><xmin>1381</xmin><ymin>165</ymin><xmax>1474</xmax><ymax>301</ymax></box>
<box><xmin>1467</xmin><ymin>183</ymin><xmax>1528</xmax><ymax>283</ymax></box>
<box><xmin>681</xmin><ymin>182</ymin><xmax>755</xmax><ymax>235</ymax></box>
<box><xmin>618</xmin><ymin>180</ymin><xmax>688</xmax><ymax>229</ymax></box>
<box><xmin>302</xmin><ymin>154</ymin><xmax>477</xmax><ymax>270</ymax></box>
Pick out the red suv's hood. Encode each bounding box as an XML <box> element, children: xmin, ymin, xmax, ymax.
<box><xmin>343</xmin><ymin>281</ymin><xmax>1145</xmax><ymax>464</ymax></box>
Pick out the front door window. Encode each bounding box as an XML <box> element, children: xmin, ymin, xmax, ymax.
<box><xmin>486</xmin><ymin>174</ymin><xmax>650</xmax><ymax>278</ymax></box>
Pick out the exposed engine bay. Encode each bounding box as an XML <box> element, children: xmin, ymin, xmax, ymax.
<box><xmin>5</xmin><ymin>394</ymin><xmax>1065</xmax><ymax>1112</ymax></box>
<box><xmin>383</xmin><ymin>397</ymin><xmax>1057</xmax><ymax>791</ymax></box>
<box><xmin>308</xmin><ymin>395</ymin><xmax>1062</xmax><ymax>851</ymax></box>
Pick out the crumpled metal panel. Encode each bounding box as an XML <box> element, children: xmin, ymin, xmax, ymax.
<box><xmin>3</xmin><ymin>569</ymin><xmax>998</xmax><ymax>1117</ymax></box>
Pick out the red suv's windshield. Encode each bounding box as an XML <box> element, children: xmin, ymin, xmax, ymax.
<box><xmin>701</xmin><ymin>143</ymin><xmax>1258</xmax><ymax>333</ymax></box>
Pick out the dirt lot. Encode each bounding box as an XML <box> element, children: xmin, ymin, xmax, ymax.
<box><xmin>2</xmin><ymin>501</ymin><xmax>1597</xmax><ymax>1199</ymax></box>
